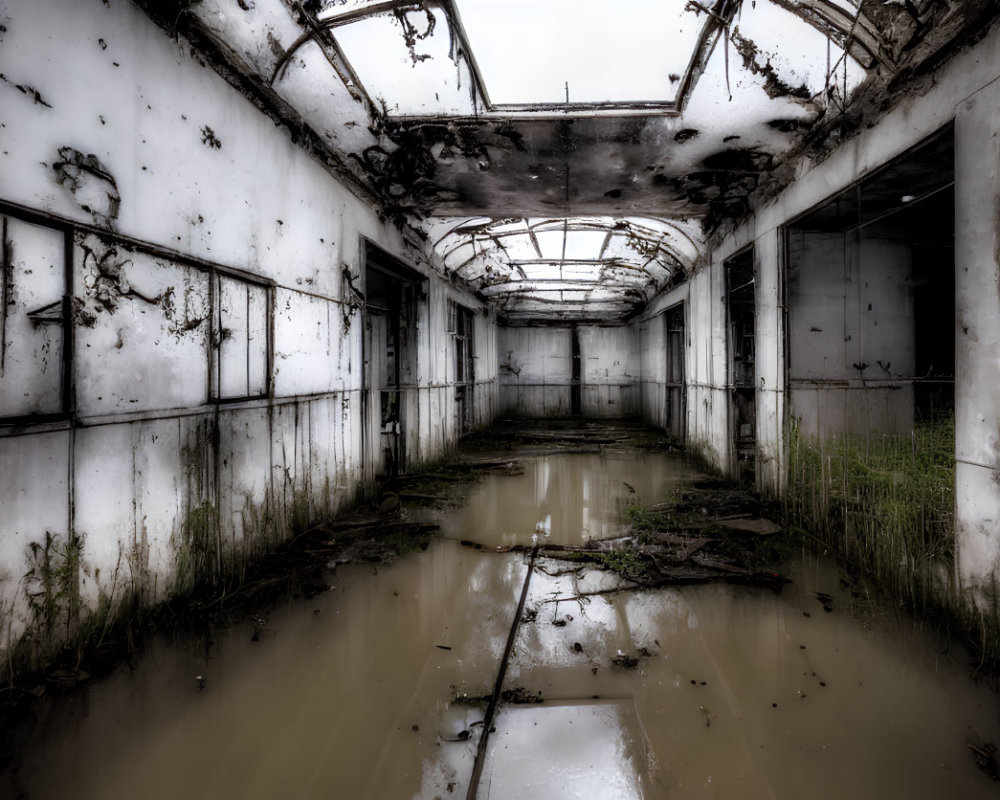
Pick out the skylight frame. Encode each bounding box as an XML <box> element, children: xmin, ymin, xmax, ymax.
<box><xmin>316</xmin><ymin>0</ymin><xmax>738</xmax><ymax>118</ymax></box>
<box><xmin>300</xmin><ymin>0</ymin><xmax>880</xmax><ymax>121</ymax></box>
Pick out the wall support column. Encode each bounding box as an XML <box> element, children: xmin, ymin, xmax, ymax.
<box><xmin>955</xmin><ymin>78</ymin><xmax>1000</xmax><ymax>599</ymax></box>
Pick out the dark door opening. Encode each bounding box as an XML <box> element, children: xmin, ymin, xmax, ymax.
<box><xmin>363</xmin><ymin>244</ymin><xmax>422</xmax><ymax>481</ymax></box>
<box><xmin>726</xmin><ymin>249</ymin><xmax>756</xmax><ymax>488</ymax></box>
<box><xmin>665</xmin><ymin>303</ymin><xmax>686</xmax><ymax>442</ymax></box>
<box><xmin>453</xmin><ymin>302</ymin><xmax>475</xmax><ymax>433</ymax></box>
<box><xmin>784</xmin><ymin>124</ymin><xmax>955</xmax><ymax>437</ymax></box>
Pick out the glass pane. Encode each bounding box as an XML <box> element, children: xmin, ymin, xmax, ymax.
<box><xmin>534</xmin><ymin>230</ymin><xmax>564</xmax><ymax>260</ymax></box>
<box><xmin>563</xmin><ymin>230</ymin><xmax>607</xmax><ymax>259</ymax></box>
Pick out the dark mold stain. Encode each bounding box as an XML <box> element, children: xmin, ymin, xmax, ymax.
<box><xmin>731</xmin><ymin>30</ymin><xmax>811</xmax><ymax>101</ymax></box>
<box><xmin>0</xmin><ymin>73</ymin><xmax>53</xmax><ymax>108</ymax></box>
<box><xmin>674</xmin><ymin>128</ymin><xmax>700</xmax><ymax>143</ymax></box>
<box><xmin>200</xmin><ymin>125</ymin><xmax>222</xmax><ymax>149</ymax></box>
<box><xmin>52</xmin><ymin>147</ymin><xmax>120</xmax><ymax>227</ymax></box>
<box><xmin>767</xmin><ymin>118</ymin><xmax>810</xmax><ymax>133</ymax></box>
<box><xmin>609</xmin><ymin>117</ymin><xmax>647</xmax><ymax>145</ymax></box>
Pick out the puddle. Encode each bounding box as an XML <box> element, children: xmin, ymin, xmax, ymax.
<box><xmin>6</xmin><ymin>451</ymin><xmax>1000</xmax><ymax>800</ymax></box>
<box><xmin>437</xmin><ymin>451</ymin><xmax>688</xmax><ymax>548</ymax></box>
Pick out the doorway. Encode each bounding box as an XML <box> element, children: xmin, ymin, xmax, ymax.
<box><xmin>664</xmin><ymin>303</ymin><xmax>686</xmax><ymax>442</ymax></box>
<box><xmin>726</xmin><ymin>249</ymin><xmax>756</xmax><ymax>488</ymax></box>
<box><xmin>363</xmin><ymin>244</ymin><xmax>422</xmax><ymax>481</ymax></box>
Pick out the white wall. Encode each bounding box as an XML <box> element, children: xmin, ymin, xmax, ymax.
<box><xmin>497</xmin><ymin>325</ymin><xmax>640</xmax><ymax>418</ymax></box>
<box><xmin>0</xmin><ymin>0</ymin><xmax>496</xmax><ymax>662</ymax></box>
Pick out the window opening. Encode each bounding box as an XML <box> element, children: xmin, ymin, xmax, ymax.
<box><xmin>212</xmin><ymin>273</ymin><xmax>270</xmax><ymax>401</ymax></box>
<box><xmin>364</xmin><ymin>245</ymin><xmax>422</xmax><ymax>480</ymax></box>
<box><xmin>726</xmin><ymin>248</ymin><xmax>756</xmax><ymax>488</ymax></box>
<box><xmin>665</xmin><ymin>303</ymin><xmax>686</xmax><ymax>442</ymax></box>
<box><xmin>453</xmin><ymin>301</ymin><xmax>475</xmax><ymax>433</ymax></box>
<box><xmin>0</xmin><ymin>215</ymin><xmax>69</xmax><ymax>421</ymax></box>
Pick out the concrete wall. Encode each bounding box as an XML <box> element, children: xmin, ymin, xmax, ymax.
<box><xmin>641</xmin><ymin>21</ymin><xmax>1000</xmax><ymax>598</ymax></box>
<box><xmin>0</xmin><ymin>0</ymin><xmax>495</xmax><ymax>661</ymax></box>
<box><xmin>787</xmin><ymin>230</ymin><xmax>916</xmax><ymax>438</ymax></box>
<box><xmin>497</xmin><ymin>325</ymin><xmax>639</xmax><ymax>418</ymax></box>
<box><xmin>954</xmin><ymin>75</ymin><xmax>1000</xmax><ymax>601</ymax></box>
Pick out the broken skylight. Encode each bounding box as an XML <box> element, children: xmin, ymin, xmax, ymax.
<box><xmin>454</xmin><ymin>0</ymin><xmax>704</xmax><ymax>107</ymax></box>
<box><xmin>332</xmin><ymin>4</ymin><xmax>478</xmax><ymax>116</ymax></box>
<box><xmin>315</xmin><ymin>0</ymin><xmax>869</xmax><ymax>118</ymax></box>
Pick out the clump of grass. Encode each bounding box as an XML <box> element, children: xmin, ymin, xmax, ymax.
<box><xmin>785</xmin><ymin>414</ymin><xmax>955</xmax><ymax>603</ymax></box>
<box><xmin>781</xmin><ymin>411</ymin><xmax>1000</xmax><ymax>669</ymax></box>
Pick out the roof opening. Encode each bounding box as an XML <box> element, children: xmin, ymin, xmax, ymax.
<box><xmin>454</xmin><ymin>0</ymin><xmax>703</xmax><ymax>107</ymax></box>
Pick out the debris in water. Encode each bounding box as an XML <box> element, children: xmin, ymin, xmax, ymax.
<box><xmin>612</xmin><ymin>651</ymin><xmax>639</xmax><ymax>669</ymax></box>
<box><xmin>968</xmin><ymin>741</ymin><xmax>999</xmax><ymax>780</ymax></box>
<box><xmin>815</xmin><ymin>592</ymin><xmax>835</xmax><ymax>613</ymax></box>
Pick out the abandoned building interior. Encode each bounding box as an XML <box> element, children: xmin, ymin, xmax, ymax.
<box><xmin>3</xmin><ymin>0</ymin><xmax>1000</xmax><ymax>795</ymax></box>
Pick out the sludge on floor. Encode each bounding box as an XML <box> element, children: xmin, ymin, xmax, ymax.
<box><xmin>5</xmin><ymin>421</ymin><xmax>1000</xmax><ymax>799</ymax></box>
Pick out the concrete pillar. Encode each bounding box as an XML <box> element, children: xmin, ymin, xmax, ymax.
<box><xmin>755</xmin><ymin>229</ymin><xmax>784</xmax><ymax>496</ymax></box>
<box><xmin>954</xmin><ymin>77</ymin><xmax>1000</xmax><ymax>598</ymax></box>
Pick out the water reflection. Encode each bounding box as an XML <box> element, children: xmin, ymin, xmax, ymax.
<box><xmin>439</xmin><ymin>452</ymin><xmax>688</xmax><ymax>548</ymax></box>
<box><xmin>9</xmin><ymin>452</ymin><xmax>1000</xmax><ymax>800</ymax></box>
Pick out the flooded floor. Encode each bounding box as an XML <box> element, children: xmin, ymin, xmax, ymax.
<box><xmin>7</xmin><ymin>448</ymin><xmax>1000</xmax><ymax>799</ymax></box>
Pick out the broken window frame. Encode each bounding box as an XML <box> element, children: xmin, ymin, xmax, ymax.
<box><xmin>451</xmin><ymin>300</ymin><xmax>475</xmax><ymax>432</ymax></box>
<box><xmin>0</xmin><ymin>207</ymin><xmax>73</xmax><ymax>426</ymax></box>
<box><xmin>209</xmin><ymin>272</ymin><xmax>273</xmax><ymax>404</ymax></box>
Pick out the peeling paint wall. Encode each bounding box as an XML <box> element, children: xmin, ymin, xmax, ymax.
<box><xmin>0</xmin><ymin>0</ymin><xmax>495</xmax><ymax>667</ymax></box>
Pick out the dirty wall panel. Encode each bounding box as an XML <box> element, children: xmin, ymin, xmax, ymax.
<box><xmin>306</xmin><ymin>398</ymin><xmax>335</xmax><ymax>520</ymax></box>
<box><xmin>74</xmin><ymin>235</ymin><xmax>210</xmax><ymax>416</ymax></box>
<box><xmin>75</xmin><ymin>418</ymin><xmax>189</xmax><ymax>610</ymax></box>
<box><xmin>217</xmin><ymin>275</ymin><xmax>250</xmax><ymax>400</ymax></box>
<box><xmin>216</xmin><ymin>407</ymin><xmax>273</xmax><ymax>552</ymax></box>
<box><xmin>788</xmin><ymin>231</ymin><xmax>916</xmax><ymax>437</ymax></box>
<box><xmin>273</xmin><ymin>289</ymin><xmax>338</xmax><ymax>397</ymax></box>
<box><xmin>130</xmin><ymin>418</ymin><xmax>191</xmax><ymax>598</ymax></box>
<box><xmin>247</xmin><ymin>281</ymin><xmax>268</xmax><ymax>396</ymax></box>
<box><xmin>270</xmin><ymin>403</ymin><xmax>300</xmax><ymax>532</ymax></box>
<box><xmin>0</xmin><ymin>430</ymin><xmax>70</xmax><ymax>642</ymax></box>
<box><xmin>73</xmin><ymin>425</ymin><xmax>138</xmax><ymax>593</ymax></box>
<box><xmin>0</xmin><ymin>217</ymin><xmax>66</xmax><ymax>418</ymax></box>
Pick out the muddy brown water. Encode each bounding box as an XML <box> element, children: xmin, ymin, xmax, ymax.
<box><xmin>8</xmin><ymin>451</ymin><xmax>1000</xmax><ymax>799</ymax></box>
